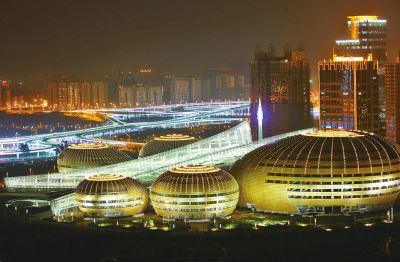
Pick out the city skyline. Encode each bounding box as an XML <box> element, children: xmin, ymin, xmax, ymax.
<box><xmin>2</xmin><ymin>2</ymin><xmax>400</xmax><ymax>260</ymax></box>
<box><xmin>0</xmin><ymin>0</ymin><xmax>399</xmax><ymax>81</ymax></box>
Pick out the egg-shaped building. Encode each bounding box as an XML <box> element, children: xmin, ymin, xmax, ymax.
<box><xmin>231</xmin><ymin>130</ymin><xmax>400</xmax><ymax>214</ymax></box>
<box><xmin>57</xmin><ymin>144</ymin><xmax>131</xmax><ymax>173</ymax></box>
<box><xmin>139</xmin><ymin>134</ymin><xmax>196</xmax><ymax>158</ymax></box>
<box><xmin>75</xmin><ymin>174</ymin><xmax>149</xmax><ymax>218</ymax></box>
<box><xmin>150</xmin><ymin>165</ymin><xmax>239</xmax><ymax>219</ymax></box>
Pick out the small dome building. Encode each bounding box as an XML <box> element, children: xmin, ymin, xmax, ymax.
<box><xmin>139</xmin><ymin>134</ymin><xmax>196</xmax><ymax>158</ymax></box>
<box><xmin>230</xmin><ymin>130</ymin><xmax>400</xmax><ymax>214</ymax></box>
<box><xmin>75</xmin><ymin>174</ymin><xmax>149</xmax><ymax>218</ymax></box>
<box><xmin>57</xmin><ymin>144</ymin><xmax>131</xmax><ymax>173</ymax></box>
<box><xmin>150</xmin><ymin>165</ymin><xmax>239</xmax><ymax>220</ymax></box>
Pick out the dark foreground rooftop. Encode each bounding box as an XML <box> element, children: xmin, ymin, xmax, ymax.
<box><xmin>0</xmin><ymin>217</ymin><xmax>400</xmax><ymax>262</ymax></box>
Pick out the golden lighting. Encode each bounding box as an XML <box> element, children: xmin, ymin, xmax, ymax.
<box><xmin>150</xmin><ymin>165</ymin><xmax>239</xmax><ymax>220</ymax></box>
<box><xmin>69</xmin><ymin>144</ymin><xmax>109</xmax><ymax>150</ymax></box>
<box><xmin>139</xmin><ymin>134</ymin><xmax>197</xmax><ymax>157</ymax></box>
<box><xmin>230</xmin><ymin>131</ymin><xmax>400</xmax><ymax>215</ymax></box>
<box><xmin>303</xmin><ymin>130</ymin><xmax>364</xmax><ymax>138</ymax></box>
<box><xmin>333</xmin><ymin>55</ymin><xmax>365</xmax><ymax>62</ymax></box>
<box><xmin>170</xmin><ymin>165</ymin><xmax>221</xmax><ymax>174</ymax></box>
<box><xmin>154</xmin><ymin>134</ymin><xmax>196</xmax><ymax>141</ymax></box>
<box><xmin>347</xmin><ymin>16</ymin><xmax>385</xmax><ymax>40</ymax></box>
<box><xmin>76</xmin><ymin>174</ymin><xmax>149</xmax><ymax>218</ymax></box>
<box><xmin>63</xmin><ymin>112</ymin><xmax>105</xmax><ymax>122</ymax></box>
<box><xmin>57</xmin><ymin>144</ymin><xmax>131</xmax><ymax>173</ymax></box>
<box><xmin>87</xmin><ymin>174</ymin><xmax>126</xmax><ymax>181</ymax></box>
<box><xmin>347</xmin><ymin>16</ymin><xmax>379</xmax><ymax>21</ymax></box>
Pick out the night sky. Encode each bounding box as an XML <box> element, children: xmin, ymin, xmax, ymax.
<box><xmin>0</xmin><ymin>0</ymin><xmax>399</xmax><ymax>81</ymax></box>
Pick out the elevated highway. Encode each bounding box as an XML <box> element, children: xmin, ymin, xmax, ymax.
<box><xmin>0</xmin><ymin>101</ymin><xmax>250</xmax><ymax>160</ymax></box>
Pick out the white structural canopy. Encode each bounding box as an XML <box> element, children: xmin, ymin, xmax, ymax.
<box><xmin>49</xmin><ymin>125</ymin><xmax>315</xmax><ymax>216</ymax></box>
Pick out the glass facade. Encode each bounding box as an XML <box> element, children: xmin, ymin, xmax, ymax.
<box><xmin>319</xmin><ymin>60</ymin><xmax>383</xmax><ymax>134</ymax></box>
<box><xmin>335</xmin><ymin>16</ymin><xmax>387</xmax><ymax>62</ymax></box>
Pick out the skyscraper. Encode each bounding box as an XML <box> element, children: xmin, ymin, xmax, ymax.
<box><xmin>319</xmin><ymin>55</ymin><xmax>383</xmax><ymax>135</ymax></box>
<box><xmin>334</xmin><ymin>16</ymin><xmax>387</xmax><ymax>62</ymax></box>
<box><xmin>384</xmin><ymin>54</ymin><xmax>400</xmax><ymax>143</ymax></box>
<box><xmin>136</xmin><ymin>84</ymin><xmax>163</xmax><ymax>106</ymax></box>
<box><xmin>201</xmin><ymin>68</ymin><xmax>244</xmax><ymax>101</ymax></box>
<box><xmin>191</xmin><ymin>78</ymin><xmax>202</xmax><ymax>102</ymax></box>
<box><xmin>170</xmin><ymin>78</ymin><xmax>191</xmax><ymax>103</ymax></box>
<box><xmin>0</xmin><ymin>81</ymin><xmax>12</xmax><ymax>108</ymax></box>
<box><xmin>250</xmin><ymin>46</ymin><xmax>312</xmax><ymax>140</ymax></box>
<box><xmin>47</xmin><ymin>80</ymin><xmax>109</xmax><ymax>109</ymax></box>
<box><xmin>118</xmin><ymin>85</ymin><xmax>136</xmax><ymax>107</ymax></box>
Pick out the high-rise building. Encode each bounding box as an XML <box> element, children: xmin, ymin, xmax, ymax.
<box><xmin>161</xmin><ymin>75</ymin><xmax>174</xmax><ymax>104</ymax></box>
<box><xmin>250</xmin><ymin>47</ymin><xmax>312</xmax><ymax>139</ymax></box>
<box><xmin>114</xmin><ymin>72</ymin><xmax>138</xmax><ymax>107</ymax></box>
<box><xmin>118</xmin><ymin>85</ymin><xmax>136</xmax><ymax>107</ymax></box>
<box><xmin>165</xmin><ymin>77</ymin><xmax>202</xmax><ymax>104</ymax></box>
<box><xmin>136</xmin><ymin>84</ymin><xmax>163</xmax><ymax>106</ymax></box>
<box><xmin>91</xmin><ymin>81</ymin><xmax>108</xmax><ymax>107</ymax></box>
<box><xmin>67</xmin><ymin>82</ymin><xmax>80</xmax><ymax>107</ymax></box>
<box><xmin>80</xmin><ymin>80</ymin><xmax>92</xmax><ymax>107</ymax></box>
<box><xmin>0</xmin><ymin>80</ymin><xmax>12</xmax><ymax>108</ymax></box>
<box><xmin>104</xmin><ymin>76</ymin><xmax>119</xmax><ymax>107</ymax></box>
<box><xmin>191</xmin><ymin>78</ymin><xmax>202</xmax><ymax>102</ymax></box>
<box><xmin>335</xmin><ymin>16</ymin><xmax>387</xmax><ymax>62</ymax></box>
<box><xmin>319</xmin><ymin>55</ymin><xmax>383</xmax><ymax>134</ymax></box>
<box><xmin>79</xmin><ymin>80</ymin><xmax>108</xmax><ymax>108</ymax></box>
<box><xmin>170</xmin><ymin>78</ymin><xmax>191</xmax><ymax>103</ymax></box>
<box><xmin>56</xmin><ymin>80</ymin><xmax>68</xmax><ymax>107</ymax></box>
<box><xmin>47</xmin><ymin>80</ymin><xmax>109</xmax><ymax>109</ymax></box>
<box><xmin>384</xmin><ymin>54</ymin><xmax>400</xmax><ymax>143</ymax></box>
<box><xmin>201</xmin><ymin>68</ymin><xmax>244</xmax><ymax>101</ymax></box>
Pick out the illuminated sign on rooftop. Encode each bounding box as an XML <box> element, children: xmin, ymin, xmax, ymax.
<box><xmin>332</xmin><ymin>55</ymin><xmax>369</xmax><ymax>62</ymax></box>
<box><xmin>335</xmin><ymin>39</ymin><xmax>360</xmax><ymax>45</ymax></box>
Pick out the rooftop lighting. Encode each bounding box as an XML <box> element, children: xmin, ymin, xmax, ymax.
<box><xmin>333</xmin><ymin>55</ymin><xmax>365</xmax><ymax>62</ymax></box>
<box><xmin>303</xmin><ymin>130</ymin><xmax>364</xmax><ymax>138</ymax></box>
<box><xmin>335</xmin><ymin>39</ymin><xmax>360</xmax><ymax>45</ymax></box>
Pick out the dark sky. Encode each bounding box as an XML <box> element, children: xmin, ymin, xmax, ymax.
<box><xmin>0</xmin><ymin>0</ymin><xmax>399</xmax><ymax>81</ymax></box>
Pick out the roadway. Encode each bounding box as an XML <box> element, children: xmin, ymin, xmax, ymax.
<box><xmin>0</xmin><ymin>101</ymin><xmax>250</xmax><ymax>160</ymax></box>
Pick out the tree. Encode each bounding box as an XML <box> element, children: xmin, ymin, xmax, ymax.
<box><xmin>54</xmin><ymin>146</ymin><xmax>61</xmax><ymax>156</ymax></box>
<box><xmin>18</xmin><ymin>143</ymin><xmax>30</xmax><ymax>154</ymax></box>
<box><xmin>59</xmin><ymin>140</ymin><xmax>69</xmax><ymax>151</ymax></box>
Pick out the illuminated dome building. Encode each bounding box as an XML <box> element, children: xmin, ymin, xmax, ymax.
<box><xmin>150</xmin><ymin>165</ymin><xmax>239</xmax><ymax>219</ymax></box>
<box><xmin>75</xmin><ymin>174</ymin><xmax>149</xmax><ymax>218</ymax></box>
<box><xmin>57</xmin><ymin>144</ymin><xmax>131</xmax><ymax>173</ymax></box>
<box><xmin>139</xmin><ymin>134</ymin><xmax>196</xmax><ymax>157</ymax></box>
<box><xmin>231</xmin><ymin>130</ymin><xmax>400</xmax><ymax>214</ymax></box>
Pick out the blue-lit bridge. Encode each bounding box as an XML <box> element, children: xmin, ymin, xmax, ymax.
<box><xmin>4</xmin><ymin>121</ymin><xmax>315</xmax><ymax>215</ymax></box>
<box><xmin>0</xmin><ymin>101</ymin><xmax>250</xmax><ymax>160</ymax></box>
<box><xmin>2</xmin><ymin>101</ymin><xmax>316</xmax><ymax>216</ymax></box>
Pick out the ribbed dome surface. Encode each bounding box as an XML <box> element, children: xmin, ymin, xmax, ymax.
<box><xmin>57</xmin><ymin>144</ymin><xmax>131</xmax><ymax>173</ymax></box>
<box><xmin>139</xmin><ymin>134</ymin><xmax>196</xmax><ymax>157</ymax></box>
<box><xmin>150</xmin><ymin>165</ymin><xmax>239</xmax><ymax>219</ymax></box>
<box><xmin>151</xmin><ymin>165</ymin><xmax>238</xmax><ymax>194</ymax></box>
<box><xmin>75</xmin><ymin>174</ymin><xmax>149</xmax><ymax>218</ymax></box>
<box><xmin>76</xmin><ymin>174</ymin><xmax>147</xmax><ymax>195</ymax></box>
<box><xmin>234</xmin><ymin>130</ymin><xmax>400</xmax><ymax>173</ymax></box>
<box><xmin>230</xmin><ymin>130</ymin><xmax>400</xmax><ymax>214</ymax></box>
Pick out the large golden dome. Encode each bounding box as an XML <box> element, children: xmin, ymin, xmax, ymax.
<box><xmin>150</xmin><ymin>165</ymin><xmax>239</xmax><ymax>220</ymax></box>
<box><xmin>139</xmin><ymin>134</ymin><xmax>196</xmax><ymax>157</ymax></box>
<box><xmin>57</xmin><ymin>144</ymin><xmax>131</xmax><ymax>172</ymax></box>
<box><xmin>75</xmin><ymin>174</ymin><xmax>149</xmax><ymax>218</ymax></box>
<box><xmin>231</xmin><ymin>130</ymin><xmax>400</xmax><ymax>214</ymax></box>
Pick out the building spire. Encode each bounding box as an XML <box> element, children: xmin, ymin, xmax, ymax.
<box><xmin>257</xmin><ymin>96</ymin><xmax>263</xmax><ymax>142</ymax></box>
